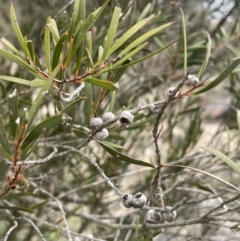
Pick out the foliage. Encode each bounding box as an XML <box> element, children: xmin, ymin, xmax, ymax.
<box><xmin>0</xmin><ymin>0</ymin><xmax>240</xmax><ymax>241</ymax></box>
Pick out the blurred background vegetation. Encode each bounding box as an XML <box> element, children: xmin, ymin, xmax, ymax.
<box><xmin>0</xmin><ymin>0</ymin><xmax>240</xmax><ymax>240</ymax></box>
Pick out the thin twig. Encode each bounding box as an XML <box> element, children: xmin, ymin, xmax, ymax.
<box><xmin>3</xmin><ymin>221</ymin><xmax>18</xmax><ymax>241</ymax></box>
<box><xmin>34</xmin><ymin>188</ymin><xmax>73</xmax><ymax>241</ymax></box>
<box><xmin>16</xmin><ymin>217</ymin><xmax>47</xmax><ymax>241</ymax></box>
<box><xmin>201</xmin><ymin>193</ymin><xmax>240</xmax><ymax>218</ymax></box>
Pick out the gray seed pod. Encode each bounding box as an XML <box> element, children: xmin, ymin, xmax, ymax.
<box><xmin>122</xmin><ymin>194</ymin><xmax>133</xmax><ymax>208</ymax></box>
<box><xmin>167</xmin><ymin>87</ymin><xmax>176</xmax><ymax>97</ymax></box>
<box><xmin>119</xmin><ymin>111</ymin><xmax>134</xmax><ymax>126</ymax></box>
<box><xmin>102</xmin><ymin>112</ymin><xmax>115</xmax><ymax>122</ymax></box>
<box><xmin>90</xmin><ymin>117</ymin><xmax>103</xmax><ymax>128</ymax></box>
<box><xmin>145</xmin><ymin>209</ymin><xmax>164</xmax><ymax>224</ymax></box>
<box><xmin>132</xmin><ymin>192</ymin><xmax>147</xmax><ymax>208</ymax></box>
<box><xmin>185</xmin><ymin>74</ymin><xmax>199</xmax><ymax>86</ymax></box>
<box><xmin>95</xmin><ymin>128</ymin><xmax>109</xmax><ymax>140</ymax></box>
<box><xmin>162</xmin><ymin>206</ymin><xmax>177</xmax><ymax>222</ymax></box>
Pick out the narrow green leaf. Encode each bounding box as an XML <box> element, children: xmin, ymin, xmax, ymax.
<box><xmin>75</xmin><ymin>45</ymin><xmax>85</xmax><ymax>75</ymax></box>
<box><xmin>29</xmin><ymin>200</ymin><xmax>49</xmax><ymax>210</ymax></box>
<box><xmin>8</xmin><ymin>89</ymin><xmax>19</xmax><ymax>140</ymax></box>
<box><xmin>85</xmin><ymin>48</ymin><xmax>94</xmax><ymax>69</ymax></box>
<box><xmin>52</xmin><ymin>33</ymin><xmax>68</xmax><ymax>70</ymax></box>
<box><xmin>0</xmin><ymin>205</ymin><xmax>34</xmax><ymax>213</ymax></box>
<box><xmin>10</xmin><ymin>3</ymin><xmax>30</xmax><ymax>58</ymax></box>
<box><xmin>180</xmin><ymin>8</ymin><xmax>187</xmax><ymax>76</ymax></box>
<box><xmin>107</xmin><ymin>14</ymin><xmax>155</xmax><ymax>57</ymax></box>
<box><xmin>0</xmin><ymin>76</ymin><xmax>45</xmax><ymax>87</ymax></box>
<box><xmin>79</xmin><ymin>0</ymin><xmax>86</xmax><ymax>21</ymax></box>
<box><xmin>0</xmin><ymin>49</ymin><xmax>38</xmax><ymax>75</ymax></box>
<box><xmin>112</xmin><ymin>59</ymin><xmax>132</xmax><ymax>82</ymax></box>
<box><xmin>84</xmin><ymin>77</ymin><xmax>119</xmax><ymax>90</ymax></box>
<box><xmin>237</xmin><ymin>110</ymin><xmax>240</xmax><ymax>140</ymax></box>
<box><xmin>102</xmin><ymin>7</ymin><xmax>121</xmax><ymax>60</ymax></box>
<box><xmin>0</xmin><ymin>115</ymin><xmax>12</xmax><ymax>155</ymax></box>
<box><xmin>72</xmin><ymin>128</ymin><xmax>88</xmax><ymax>138</ymax></box>
<box><xmin>86</xmin><ymin>31</ymin><xmax>92</xmax><ymax>57</ymax></box>
<box><xmin>28</xmin><ymin>64</ymin><xmax>61</xmax><ymax>128</ymax></box>
<box><xmin>26</xmin><ymin>40</ymin><xmax>34</xmax><ymax>61</ymax></box>
<box><xmin>197</xmin><ymin>31</ymin><xmax>211</xmax><ymax>79</ymax></box>
<box><xmin>72</xmin><ymin>0</ymin><xmax>81</xmax><ymax>25</ymax></box>
<box><xmin>202</xmin><ymin>146</ymin><xmax>240</xmax><ymax>175</ymax></box>
<box><xmin>100</xmin><ymin>38</ymin><xmax>179</xmax><ymax>74</ymax></box>
<box><xmin>0</xmin><ymin>145</ymin><xmax>12</xmax><ymax>159</ymax></box>
<box><xmin>47</xmin><ymin>19</ymin><xmax>60</xmax><ymax>44</ymax></box>
<box><xmin>111</xmin><ymin>42</ymin><xmax>148</xmax><ymax>69</ymax></box>
<box><xmin>21</xmin><ymin>114</ymin><xmax>63</xmax><ymax>151</ymax></box>
<box><xmin>109</xmin><ymin>91</ymin><xmax>116</xmax><ymax>112</ymax></box>
<box><xmin>69</xmin><ymin>13</ymin><xmax>95</xmax><ymax>61</ymax></box>
<box><xmin>91</xmin><ymin>0</ymin><xmax>110</xmax><ymax>20</ymax></box>
<box><xmin>100</xmin><ymin>142</ymin><xmax>155</xmax><ymax>168</ymax></box>
<box><xmin>120</xmin><ymin>22</ymin><xmax>174</xmax><ymax>56</ymax></box>
<box><xmin>98</xmin><ymin>140</ymin><xmax>126</xmax><ymax>150</ymax></box>
<box><xmin>1</xmin><ymin>37</ymin><xmax>23</xmax><ymax>59</ymax></box>
<box><xmin>164</xmin><ymin>164</ymin><xmax>240</xmax><ymax>192</ymax></box>
<box><xmin>84</xmin><ymin>83</ymin><xmax>92</xmax><ymax>122</ymax></box>
<box><xmin>44</xmin><ymin>17</ymin><xmax>52</xmax><ymax>73</ymax></box>
<box><xmin>193</xmin><ymin>57</ymin><xmax>240</xmax><ymax>95</ymax></box>
<box><xmin>137</xmin><ymin>3</ymin><xmax>152</xmax><ymax>22</ymax></box>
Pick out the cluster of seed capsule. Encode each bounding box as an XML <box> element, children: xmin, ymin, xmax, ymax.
<box><xmin>90</xmin><ymin>110</ymin><xmax>134</xmax><ymax>140</ymax></box>
<box><xmin>122</xmin><ymin>193</ymin><xmax>177</xmax><ymax>224</ymax></box>
<box><xmin>166</xmin><ymin>73</ymin><xmax>200</xmax><ymax>97</ymax></box>
<box><xmin>145</xmin><ymin>206</ymin><xmax>177</xmax><ymax>224</ymax></box>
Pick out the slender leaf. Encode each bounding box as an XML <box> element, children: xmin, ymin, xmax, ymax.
<box><xmin>28</xmin><ymin>64</ymin><xmax>61</xmax><ymax>128</ymax></box>
<box><xmin>68</xmin><ymin>13</ymin><xmax>95</xmax><ymax>62</ymax></box>
<box><xmin>1</xmin><ymin>37</ymin><xmax>23</xmax><ymax>59</ymax></box>
<box><xmin>8</xmin><ymin>89</ymin><xmax>19</xmax><ymax>140</ymax></box>
<box><xmin>72</xmin><ymin>128</ymin><xmax>88</xmax><ymax>138</ymax></box>
<box><xmin>102</xmin><ymin>7</ymin><xmax>121</xmax><ymax>60</ymax></box>
<box><xmin>21</xmin><ymin>114</ymin><xmax>63</xmax><ymax>151</ymax></box>
<box><xmin>120</xmin><ymin>22</ymin><xmax>174</xmax><ymax>56</ymax></box>
<box><xmin>180</xmin><ymin>8</ymin><xmax>187</xmax><ymax>76</ymax></box>
<box><xmin>10</xmin><ymin>3</ymin><xmax>30</xmax><ymax>58</ymax></box>
<box><xmin>0</xmin><ymin>76</ymin><xmax>45</xmax><ymax>87</ymax></box>
<box><xmin>193</xmin><ymin>57</ymin><xmax>240</xmax><ymax>95</ymax></box>
<box><xmin>0</xmin><ymin>49</ymin><xmax>38</xmax><ymax>75</ymax></box>
<box><xmin>79</xmin><ymin>0</ymin><xmax>86</xmax><ymax>21</ymax></box>
<box><xmin>26</xmin><ymin>40</ymin><xmax>34</xmax><ymax>61</ymax></box>
<box><xmin>30</xmin><ymin>200</ymin><xmax>49</xmax><ymax>210</ymax></box>
<box><xmin>99</xmin><ymin>38</ymin><xmax>179</xmax><ymax>74</ymax></box>
<box><xmin>84</xmin><ymin>78</ymin><xmax>119</xmax><ymax>90</ymax></box>
<box><xmin>137</xmin><ymin>3</ymin><xmax>152</xmax><ymax>22</ymax></box>
<box><xmin>237</xmin><ymin>110</ymin><xmax>240</xmax><ymax>139</ymax></box>
<box><xmin>47</xmin><ymin>18</ymin><xmax>60</xmax><ymax>44</ymax></box>
<box><xmin>202</xmin><ymin>146</ymin><xmax>240</xmax><ymax>175</ymax></box>
<box><xmin>164</xmin><ymin>164</ymin><xmax>240</xmax><ymax>192</ymax></box>
<box><xmin>111</xmin><ymin>42</ymin><xmax>148</xmax><ymax>69</ymax></box>
<box><xmin>107</xmin><ymin>14</ymin><xmax>155</xmax><ymax>57</ymax></box>
<box><xmin>0</xmin><ymin>115</ymin><xmax>12</xmax><ymax>155</ymax></box>
<box><xmin>0</xmin><ymin>205</ymin><xmax>34</xmax><ymax>213</ymax></box>
<box><xmin>72</xmin><ymin>0</ymin><xmax>81</xmax><ymax>25</ymax></box>
<box><xmin>84</xmin><ymin>83</ymin><xmax>92</xmax><ymax>122</ymax></box>
<box><xmin>86</xmin><ymin>31</ymin><xmax>92</xmax><ymax>57</ymax></box>
<box><xmin>0</xmin><ymin>144</ymin><xmax>12</xmax><ymax>159</ymax></box>
<box><xmin>197</xmin><ymin>31</ymin><xmax>211</xmax><ymax>79</ymax></box>
<box><xmin>100</xmin><ymin>142</ymin><xmax>155</xmax><ymax>168</ymax></box>
<box><xmin>44</xmin><ymin>17</ymin><xmax>52</xmax><ymax>73</ymax></box>
<box><xmin>98</xmin><ymin>140</ymin><xmax>126</xmax><ymax>150</ymax></box>
<box><xmin>52</xmin><ymin>33</ymin><xmax>68</xmax><ymax>70</ymax></box>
